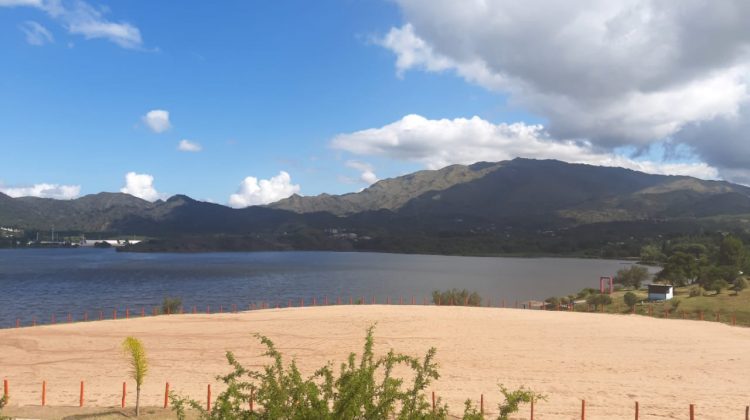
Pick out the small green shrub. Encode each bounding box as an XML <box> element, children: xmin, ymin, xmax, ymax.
<box><xmin>623</xmin><ymin>292</ymin><xmax>638</xmax><ymax>309</ymax></box>
<box><xmin>585</xmin><ymin>293</ymin><xmax>612</xmax><ymax>310</ymax></box>
<box><xmin>462</xmin><ymin>399</ymin><xmax>483</xmax><ymax>420</ymax></box>
<box><xmin>0</xmin><ymin>394</ymin><xmax>9</xmax><ymax>420</ymax></box>
<box><xmin>689</xmin><ymin>286</ymin><xmax>703</xmax><ymax>297</ymax></box>
<box><xmin>432</xmin><ymin>289</ymin><xmax>481</xmax><ymax>306</ymax></box>
<box><xmin>496</xmin><ymin>385</ymin><xmax>546</xmax><ymax>420</ymax></box>
<box><xmin>171</xmin><ymin>326</ymin><xmax>449</xmax><ymax>419</ymax></box>
<box><xmin>162</xmin><ymin>297</ymin><xmax>182</xmax><ymax>314</ymax></box>
<box><xmin>709</xmin><ymin>279</ymin><xmax>730</xmax><ymax>295</ymax></box>
<box><xmin>733</xmin><ymin>277</ymin><xmax>747</xmax><ymax>293</ymax></box>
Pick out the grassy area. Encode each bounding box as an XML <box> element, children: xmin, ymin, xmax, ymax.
<box><xmin>570</xmin><ymin>286</ymin><xmax>750</xmax><ymax>326</ymax></box>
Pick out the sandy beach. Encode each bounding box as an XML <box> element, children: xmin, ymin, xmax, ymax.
<box><xmin>1</xmin><ymin>305</ymin><xmax>749</xmax><ymax>419</ymax></box>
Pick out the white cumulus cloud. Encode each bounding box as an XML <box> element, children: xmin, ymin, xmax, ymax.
<box><xmin>228</xmin><ymin>171</ymin><xmax>301</xmax><ymax>208</ymax></box>
<box><xmin>379</xmin><ymin>1</ymin><xmax>750</xmax><ymax>181</ymax></box>
<box><xmin>19</xmin><ymin>20</ymin><xmax>53</xmax><ymax>45</ymax></box>
<box><xmin>142</xmin><ymin>109</ymin><xmax>171</xmax><ymax>133</ymax></box>
<box><xmin>1</xmin><ymin>0</ymin><xmax>143</xmax><ymax>49</ymax></box>
<box><xmin>178</xmin><ymin>139</ymin><xmax>202</xmax><ymax>152</ymax></box>
<box><xmin>120</xmin><ymin>172</ymin><xmax>160</xmax><ymax>202</ymax></box>
<box><xmin>331</xmin><ymin>114</ymin><xmax>719</xmax><ymax>180</ymax></box>
<box><xmin>0</xmin><ymin>183</ymin><xmax>81</xmax><ymax>199</ymax></box>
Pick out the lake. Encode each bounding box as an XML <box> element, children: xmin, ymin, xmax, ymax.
<box><xmin>0</xmin><ymin>249</ymin><xmax>640</xmax><ymax>327</ymax></box>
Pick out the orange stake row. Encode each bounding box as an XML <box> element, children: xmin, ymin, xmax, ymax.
<box><xmin>0</xmin><ymin>380</ymin><xmax>718</xmax><ymax>418</ymax></box>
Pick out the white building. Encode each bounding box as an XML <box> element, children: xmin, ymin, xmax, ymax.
<box><xmin>647</xmin><ymin>284</ymin><xmax>674</xmax><ymax>301</ymax></box>
<box><xmin>80</xmin><ymin>239</ymin><xmax>141</xmax><ymax>247</ymax></box>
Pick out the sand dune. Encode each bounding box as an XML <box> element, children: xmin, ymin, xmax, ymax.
<box><xmin>1</xmin><ymin>306</ymin><xmax>749</xmax><ymax>419</ymax></box>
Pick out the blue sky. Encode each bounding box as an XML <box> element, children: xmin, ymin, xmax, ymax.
<box><xmin>2</xmin><ymin>1</ymin><xmax>749</xmax><ymax>205</ymax></box>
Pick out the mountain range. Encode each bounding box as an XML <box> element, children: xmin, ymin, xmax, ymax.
<box><xmin>3</xmin><ymin>159</ymin><xmax>750</xmax><ymax>255</ymax></box>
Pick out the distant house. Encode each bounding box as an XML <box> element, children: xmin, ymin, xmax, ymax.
<box><xmin>647</xmin><ymin>284</ymin><xmax>674</xmax><ymax>301</ymax></box>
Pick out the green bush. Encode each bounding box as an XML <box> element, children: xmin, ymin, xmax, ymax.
<box><xmin>0</xmin><ymin>394</ymin><xmax>9</xmax><ymax>420</ymax></box>
<box><xmin>171</xmin><ymin>326</ymin><xmax>450</xmax><ymax>419</ymax></box>
<box><xmin>461</xmin><ymin>399</ymin><xmax>483</xmax><ymax>420</ymax></box>
<box><xmin>496</xmin><ymin>385</ymin><xmax>546</xmax><ymax>420</ymax></box>
<box><xmin>544</xmin><ymin>296</ymin><xmax>560</xmax><ymax>308</ymax></box>
<box><xmin>585</xmin><ymin>293</ymin><xmax>612</xmax><ymax>310</ymax></box>
<box><xmin>689</xmin><ymin>286</ymin><xmax>703</xmax><ymax>297</ymax></box>
<box><xmin>733</xmin><ymin>277</ymin><xmax>748</xmax><ymax>293</ymax></box>
<box><xmin>162</xmin><ymin>297</ymin><xmax>182</xmax><ymax>314</ymax></box>
<box><xmin>615</xmin><ymin>265</ymin><xmax>650</xmax><ymax>290</ymax></box>
<box><xmin>432</xmin><ymin>289</ymin><xmax>481</xmax><ymax>306</ymax></box>
<box><xmin>623</xmin><ymin>292</ymin><xmax>638</xmax><ymax>309</ymax></box>
<box><xmin>709</xmin><ymin>279</ymin><xmax>730</xmax><ymax>295</ymax></box>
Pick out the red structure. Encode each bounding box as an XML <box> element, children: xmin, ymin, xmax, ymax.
<box><xmin>599</xmin><ymin>276</ymin><xmax>614</xmax><ymax>294</ymax></box>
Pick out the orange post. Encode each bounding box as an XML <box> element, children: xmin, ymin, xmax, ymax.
<box><xmin>431</xmin><ymin>391</ymin><xmax>435</xmax><ymax>412</ymax></box>
<box><xmin>84</xmin><ymin>311</ymin><xmax>88</xmax><ymax>321</ymax></box>
<box><xmin>122</xmin><ymin>382</ymin><xmax>126</xmax><ymax>408</ymax></box>
<box><xmin>530</xmin><ymin>397</ymin><xmax>534</xmax><ymax>420</ymax></box>
<box><xmin>42</xmin><ymin>380</ymin><xmax>46</xmax><ymax>406</ymax></box>
<box><xmin>745</xmin><ymin>405</ymin><xmax>748</xmax><ymax>420</ymax></box>
<box><xmin>99</xmin><ymin>311</ymin><xmax>103</xmax><ymax>321</ymax></box>
<box><xmin>581</xmin><ymin>399</ymin><xmax>585</xmax><ymax>420</ymax></box>
<box><xmin>207</xmin><ymin>384</ymin><xmax>212</xmax><ymax>412</ymax></box>
<box><xmin>699</xmin><ymin>311</ymin><xmax>704</xmax><ymax>321</ymax></box>
<box><xmin>141</xmin><ymin>307</ymin><xmax>145</xmax><ymax>317</ymax></box>
<box><xmin>3</xmin><ymin>379</ymin><xmax>8</xmax><ymax>399</ymax></box>
<box><xmin>126</xmin><ymin>308</ymin><xmax>130</xmax><ymax>319</ymax></box>
<box><xmin>480</xmin><ymin>394</ymin><xmax>484</xmax><ymax>415</ymax></box>
<box><xmin>635</xmin><ymin>401</ymin><xmax>639</xmax><ymax>420</ymax></box>
<box><xmin>15</xmin><ymin>319</ymin><xmax>19</xmax><ymax>328</ymax></box>
<box><xmin>689</xmin><ymin>404</ymin><xmax>695</xmax><ymax>420</ymax></box>
<box><xmin>164</xmin><ymin>382</ymin><xmax>169</xmax><ymax>408</ymax></box>
<box><xmin>80</xmin><ymin>380</ymin><xmax>84</xmax><ymax>407</ymax></box>
<box><xmin>113</xmin><ymin>309</ymin><xmax>117</xmax><ymax>320</ymax></box>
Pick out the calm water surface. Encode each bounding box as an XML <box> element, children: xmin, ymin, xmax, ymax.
<box><xmin>0</xmin><ymin>249</ymin><xmax>639</xmax><ymax>327</ymax></box>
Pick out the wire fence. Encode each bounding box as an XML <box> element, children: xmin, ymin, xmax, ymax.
<box><xmin>3</xmin><ymin>294</ymin><xmax>748</xmax><ymax>330</ymax></box>
<box><xmin>2</xmin><ymin>378</ymin><xmax>749</xmax><ymax>419</ymax></box>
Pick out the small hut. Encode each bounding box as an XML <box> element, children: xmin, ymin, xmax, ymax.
<box><xmin>647</xmin><ymin>284</ymin><xmax>674</xmax><ymax>301</ymax></box>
